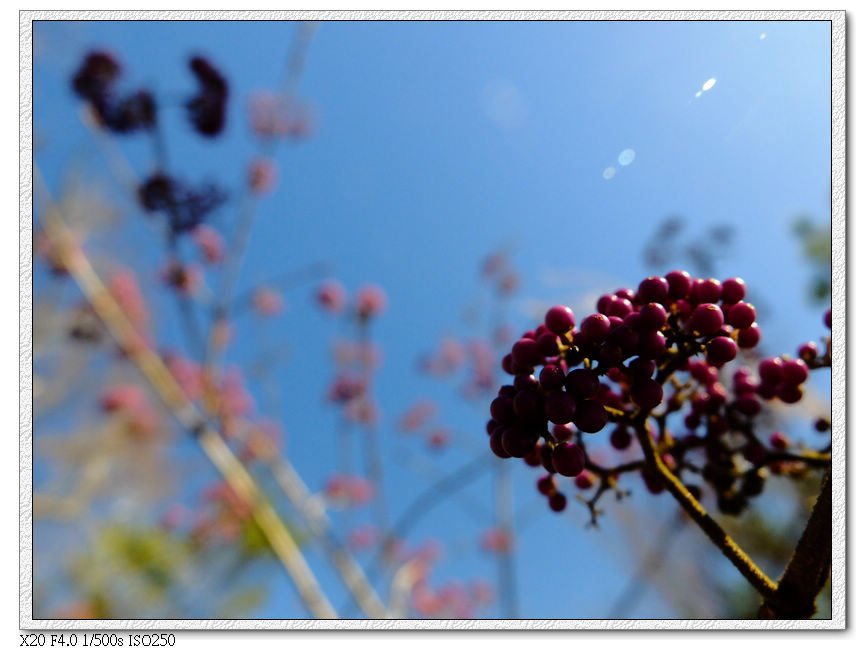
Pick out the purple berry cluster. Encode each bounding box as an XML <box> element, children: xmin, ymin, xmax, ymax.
<box><xmin>186</xmin><ymin>56</ymin><xmax>229</xmax><ymax>137</ymax></box>
<box><xmin>486</xmin><ymin>272</ymin><xmax>831</xmax><ymax>517</ymax></box>
<box><xmin>138</xmin><ymin>173</ymin><xmax>227</xmax><ymax>236</ymax></box>
<box><xmin>71</xmin><ymin>51</ymin><xmax>156</xmax><ymax>134</ymax></box>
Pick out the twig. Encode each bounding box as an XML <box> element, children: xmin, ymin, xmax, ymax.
<box><xmin>759</xmin><ymin>470</ymin><xmax>832</xmax><ymax>619</ymax></box>
<box><xmin>633</xmin><ymin>414</ymin><xmax>778</xmax><ymax>600</ymax></box>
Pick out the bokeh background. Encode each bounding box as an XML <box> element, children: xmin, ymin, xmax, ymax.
<box><xmin>32</xmin><ymin>19</ymin><xmax>831</xmax><ymax>619</ymax></box>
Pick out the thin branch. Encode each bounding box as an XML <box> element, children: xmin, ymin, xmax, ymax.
<box><xmin>759</xmin><ymin>470</ymin><xmax>832</xmax><ymax>619</ymax></box>
<box><xmin>633</xmin><ymin>414</ymin><xmax>778</xmax><ymax>600</ymax></box>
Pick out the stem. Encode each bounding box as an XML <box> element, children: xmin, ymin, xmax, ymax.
<box><xmin>258</xmin><ymin>441</ymin><xmax>390</xmax><ymax>618</ymax></box>
<box><xmin>759</xmin><ymin>470</ymin><xmax>832</xmax><ymax>619</ymax></box>
<box><xmin>633</xmin><ymin>415</ymin><xmax>778</xmax><ymax>600</ymax></box>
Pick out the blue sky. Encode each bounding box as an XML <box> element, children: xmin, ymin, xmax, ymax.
<box><xmin>33</xmin><ymin>19</ymin><xmax>831</xmax><ymax>619</ymax></box>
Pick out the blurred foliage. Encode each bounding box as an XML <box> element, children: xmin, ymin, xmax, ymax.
<box><xmin>643</xmin><ymin>216</ymin><xmax>734</xmax><ymax>277</ymax></box>
<box><xmin>793</xmin><ymin>216</ymin><xmax>831</xmax><ymax>304</ymax></box>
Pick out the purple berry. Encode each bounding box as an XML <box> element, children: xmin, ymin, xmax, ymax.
<box><xmin>776</xmin><ymin>381</ymin><xmax>803</xmax><ymax>404</ymax></box>
<box><xmin>733</xmin><ymin>394</ymin><xmax>761</xmax><ymax>417</ymax></box>
<box><xmin>574</xmin><ymin>399</ymin><xmax>608</xmax><ymax>433</ymax></box>
<box><xmin>688</xmin><ymin>304</ymin><xmax>724</xmax><ymax>335</ymax></box>
<box><xmin>511</xmin><ymin>338</ymin><xmax>540</xmax><ymax>368</ymax></box>
<box><xmin>545</xmin><ymin>391</ymin><xmax>577</xmax><ymax>425</ymax></box>
<box><xmin>552</xmin><ymin>442</ymin><xmax>586</xmax><ymax>477</ymax></box>
<box><xmin>514</xmin><ymin>373</ymin><xmax>539</xmax><ymax>391</ymax></box>
<box><xmin>575</xmin><ymin>470</ymin><xmax>595</xmax><ymax>490</ymax></box>
<box><xmin>545</xmin><ymin>305</ymin><xmax>576</xmax><ymax>335</ymax></box>
<box><xmin>565</xmin><ymin>368</ymin><xmax>599</xmax><ymax>399</ymax></box>
<box><xmin>769</xmin><ymin>431</ymin><xmax>789</xmax><ymax>450</ymax></box>
<box><xmin>609</xmin><ymin>425</ymin><xmax>632</xmax><ymax>450</ymax></box>
<box><xmin>720</xmin><ymin>277</ymin><xmax>747</xmax><ymax>304</ymax></box>
<box><xmin>596</xmin><ymin>294</ymin><xmax>613</xmax><ymax>314</ymax></box>
<box><xmin>706</xmin><ymin>336</ymin><xmax>738</xmax><ymax>367</ymax></box>
<box><xmin>489</xmin><ymin>429</ymin><xmax>511</xmax><ymax>458</ymax></box>
<box><xmin>537</xmin><ymin>475</ymin><xmax>555</xmax><ymax>496</ymax></box>
<box><xmin>640</xmin><ymin>302</ymin><xmax>668</xmax><ymax>331</ymax></box>
<box><xmin>637</xmin><ymin>276</ymin><xmax>669</xmax><ymax>304</ymax></box>
<box><xmin>824</xmin><ymin>309</ymin><xmax>831</xmax><ymax>329</ymax></box>
<box><xmin>691</xmin><ymin>278</ymin><xmax>722</xmax><ymax>304</ymax></box>
<box><xmin>798</xmin><ymin>341</ymin><xmax>819</xmax><ymax>362</ymax></box>
<box><xmin>781</xmin><ymin>359</ymin><xmax>809</xmax><ymax>385</ymax></box>
<box><xmin>758</xmin><ymin>357</ymin><xmax>784</xmax><ymax>385</ymax></box>
<box><xmin>737</xmin><ymin>324</ymin><xmax>761</xmax><ymax>349</ymax></box>
<box><xmin>536</xmin><ymin>332</ymin><xmax>561</xmax><ymax>357</ymax></box>
<box><xmin>501</xmin><ymin>428</ymin><xmax>538</xmax><ymax>458</ymax></box>
<box><xmin>552</xmin><ymin>423</ymin><xmax>576</xmax><ymax>442</ymax></box>
<box><xmin>548</xmin><ymin>492</ymin><xmax>567</xmax><ymax>512</ymax></box>
<box><xmin>513</xmin><ymin>390</ymin><xmax>543</xmax><ymax>418</ymax></box>
<box><xmin>628</xmin><ymin>357</ymin><xmax>656</xmax><ymax>381</ymax></box>
<box><xmin>608</xmin><ymin>296</ymin><xmax>634</xmax><ymax>318</ymax></box>
<box><xmin>631</xmin><ymin>379</ymin><xmax>664</xmax><ymax>410</ymax></box>
<box><xmin>637</xmin><ymin>330</ymin><xmax>667</xmax><ymax>359</ymax></box>
<box><xmin>665</xmin><ymin>270</ymin><xmax>692</xmax><ymax>300</ymax></box>
<box><xmin>727</xmin><ymin>302</ymin><xmax>757</xmax><ymax>329</ymax></box>
<box><xmin>580</xmin><ymin>313</ymin><xmax>611</xmax><ymax>343</ymax></box>
<box><xmin>490</xmin><ymin>395</ymin><xmax>515</xmax><ymax>424</ymax></box>
<box><xmin>539</xmin><ymin>364</ymin><xmax>566</xmax><ymax>389</ymax></box>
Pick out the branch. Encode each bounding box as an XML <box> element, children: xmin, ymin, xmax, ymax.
<box><xmin>633</xmin><ymin>414</ymin><xmax>778</xmax><ymax>600</ymax></box>
<box><xmin>759</xmin><ymin>470</ymin><xmax>832</xmax><ymax>619</ymax></box>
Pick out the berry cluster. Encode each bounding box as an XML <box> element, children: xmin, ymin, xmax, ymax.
<box><xmin>486</xmin><ymin>272</ymin><xmax>830</xmax><ymax>517</ymax></box>
<box><xmin>186</xmin><ymin>56</ymin><xmax>229</xmax><ymax>137</ymax></box>
<box><xmin>72</xmin><ymin>51</ymin><xmax>156</xmax><ymax>134</ymax></box>
<box><xmin>138</xmin><ymin>173</ymin><xmax>227</xmax><ymax>235</ymax></box>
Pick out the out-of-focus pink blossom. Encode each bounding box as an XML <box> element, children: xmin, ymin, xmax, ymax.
<box><xmin>332</xmin><ymin>340</ymin><xmax>380</xmax><ymax>369</ymax></box>
<box><xmin>252</xmin><ymin>287</ymin><xmax>284</xmax><ymax>316</ymax></box>
<box><xmin>356</xmin><ymin>285</ymin><xmax>387</xmax><ymax>320</ymax></box>
<box><xmin>398</xmin><ymin>400</ymin><xmax>437</xmax><ymax>433</ymax></box>
<box><xmin>494</xmin><ymin>324</ymin><xmax>515</xmax><ymax>347</ymax></box>
<box><xmin>240</xmin><ymin>419</ymin><xmax>283</xmax><ymax>462</ymax></box>
<box><xmin>248</xmin><ymin>157</ymin><xmax>278</xmax><ymax>194</ymax></box>
<box><xmin>100</xmin><ymin>384</ymin><xmax>146</xmax><ymax>413</ymax></box>
<box><xmin>160</xmin><ymin>504</ymin><xmax>189</xmax><ymax>531</ymax></box>
<box><xmin>324</xmin><ymin>474</ymin><xmax>374</xmax><ymax>506</ymax></box>
<box><xmin>480</xmin><ymin>527</ymin><xmax>513</xmax><ymax>554</ymax></box>
<box><xmin>327</xmin><ymin>374</ymin><xmax>366</xmax><ymax>403</ymax></box>
<box><xmin>348</xmin><ymin>524</ymin><xmax>378</xmax><ymax>551</ymax></box>
<box><xmin>192</xmin><ymin>225</ymin><xmax>225</xmax><ymax>265</ymax></box>
<box><xmin>248</xmin><ymin>91</ymin><xmax>314</xmax><ymax>140</ymax></box>
<box><xmin>164</xmin><ymin>353</ymin><xmax>204</xmax><ymax>400</ymax></box>
<box><xmin>426</xmin><ymin>428</ymin><xmax>450</xmax><ymax>450</ymax></box>
<box><xmin>108</xmin><ymin>268</ymin><xmax>149</xmax><ymax>331</ymax></box>
<box><xmin>211</xmin><ymin>318</ymin><xmax>234</xmax><ymax>350</ymax></box>
<box><xmin>203</xmin><ymin>481</ymin><xmax>252</xmax><ymax>521</ymax></box>
<box><xmin>316</xmin><ymin>280</ymin><xmax>346</xmax><ymax>313</ymax></box>
<box><xmin>160</xmin><ymin>261</ymin><xmax>202</xmax><ymax>296</ymax></box>
<box><xmin>344</xmin><ymin>399</ymin><xmax>379</xmax><ymax>426</ymax></box>
<box><xmin>481</xmin><ymin>251</ymin><xmax>508</xmax><ymax>279</ymax></box>
<box><xmin>497</xmin><ymin>271</ymin><xmax>520</xmax><ymax>295</ymax></box>
<box><xmin>218</xmin><ymin>367</ymin><xmax>254</xmax><ymax>420</ymax></box>
<box><xmin>470</xmin><ymin>580</ymin><xmax>494</xmax><ymax>606</ymax></box>
<box><xmin>100</xmin><ymin>385</ymin><xmax>158</xmax><ymax>437</ymax></box>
